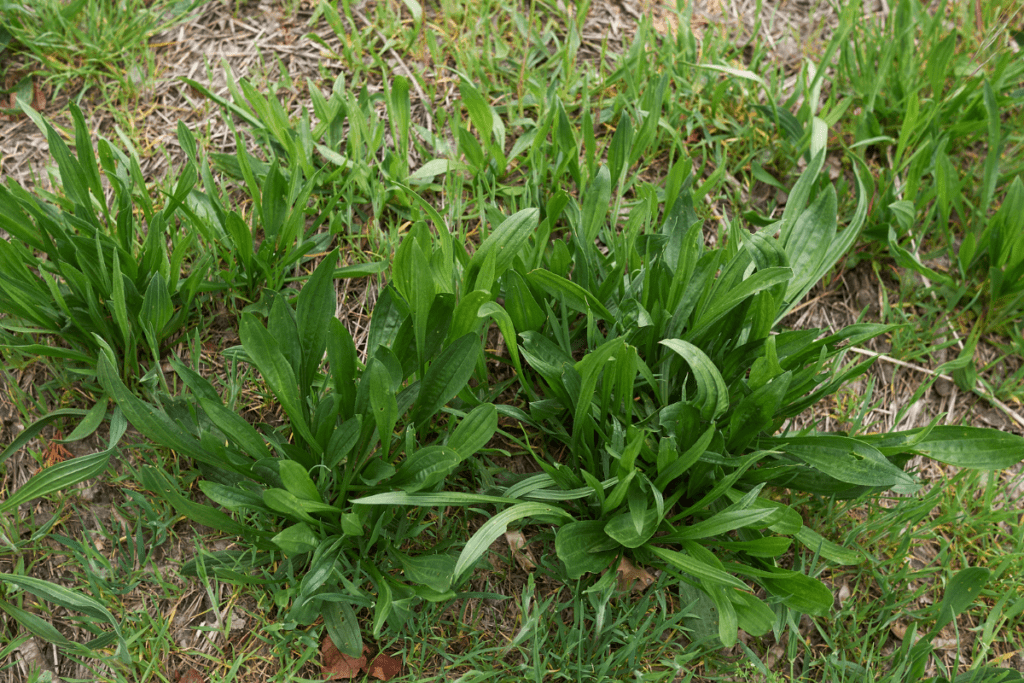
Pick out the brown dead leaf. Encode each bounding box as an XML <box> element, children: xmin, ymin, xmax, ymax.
<box><xmin>504</xmin><ymin>529</ymin><xmax>537</xmax><ymax>571</ymax></box>
<box><xmin>890</xmin><ymin>620</ymin><xmax>908</xmax><ymax>640</ymax></box>
<box><xmin>321</xmin><ymin>637</ymin><xmax>369</xmax><ymax>680</ymax></box>
<box><xmin>43</xmin><ymin>432</ymin><xmax>72</xmax><ymax>467</ymax></box>
<box><xmin>31</xmin><ymin>78</ymin><xmax>46</xmax><ymax>111</ymax></box>
<box><xmin>616</xmin><ymin>557</ymin><xmax>655</xmax><ymax>593</ymax></box>
<box><xmin>368</xmin><ymin>651</ymin><xmax>402</xmax><ymax>681</ymax></box>
<box><xmin>177</xmin><ymin>669</ymin><xmax>205</xmax><ymax>683</ymax></box>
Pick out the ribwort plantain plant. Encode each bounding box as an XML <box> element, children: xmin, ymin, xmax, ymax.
<box><xmin>362</xmin><ymin>150</ymin><xmax>1024</xmax><ymax>650</ymax></box>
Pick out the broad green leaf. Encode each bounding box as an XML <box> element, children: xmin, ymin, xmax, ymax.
<box><xmin>655</xmin><ymin>424</ymin><xmax>714</xmax><ymax>489</ymax></box>
<box><xmin>555</xmin><ymin>521</ymin><xmax>617</xmax><ymax>579</ymax></box>
<box><xmin>454</xmin><ymin>503</ymin><xmax>572</xmax><ymax>582</ymax></box>
<box><xmin>527</xmin><ymin>268</ymin><xmax>614</xmax><ymax>321</ymax></box>
<box><xmin>690</xmin><ymin>266</ymin><xmax>792</xmax><ymax>334</ymax></box>
<box><xmin>670</xmin><ymin>508</ymin><xmax>776</xmax><ymax>541</ymax></box>
<box><xmin>757</xmin><ymin>569</ymin><xmax>832</xmax><ymax>616</ymax></box>
<box><xmin>141</xmin><ymin>274</ymin><xmax>173</xmax><ymax>338</ymax></box>
<box><xmin>660</xmin><ymin>339</ymin><xmax>729</xmax><ymax>421</ymax></box>
<box><xmin>278</xmin><ymin>460</ymin><xmax>323</xmax><ymax>503</ymax></box>
<box><xmin>503</xmin><ymin>269</ymin><xmax>546</xmax><ymax>333</ymax></box>
<box><xmin>933</xmin><ymin>567</ymin><xmax>990</xmax><ymax>633</ymax></box>
<box><xmin>353</xmin><ymin>491</ymin><xmax>518</xmax><ymax>506</ymax></box>
<box><xmin>873</xmin><ymin>426</ymin><xmax>1024</xmax><ymax>470</ymax></box>
<box><xmin>200</xmin><ymin>481</ymin><xmax>266</xmax><ymax>512</ymax></box>
<box><xmin>604</xmin><ymin>507</ymin><xmax>660</xmax><ymax>548</ymax></box>
<box><xmin>62</xmin><ymin>400</ymin><xmax>108</xmax><ymax>442</ymax></box>
<box><xmin>0</xmin><ymin>600</ymin><xmax>74</xmax><ymax>648</ymax></box>
<box><xmin>140</xmin><ymin>466</ymin><xmax>260</xmax><ymax>540</ymax></box>
<box><xmin>263</xmin><ymin>489</ymin><xmax>338</xmax><ymax>524</ymax></box>
<box><xmin>771</xmin><ymin>435</ymin><xmax>918</xmax><ymax>488</ymax></box>
<box><xmin>647</xmin><ymin>546</ymin><xmax>748</xmax><ymax>590</ymax></box>
<box><xmin>396</xmin><ymin>553</ymin><xmax>456</xmax><ymax>593</ymax></box>
<box><xmin>716</xmin><ymin>536</ymin><xmax>792</xmax><ymax>558</ymax></box>
<box><xmin>731</xmin><ymin>590</ymin><xmax>774</xmax><ymax>637</ymax></box>
<box><xmin>367</xmin><ymin>359</ymin><xmax>398</xmax><ymax>449</ymax></box>
<box><xmin>580</xmin><ymin>165</ymin><xmax>611</xmax><ymax>243</ymax></box>
<box><xmin>446</xmin><ymin>403</ymin><xmax>497</xmax><ymax>456</ymax></box>
<box><xmin>239</xmin><ymin>313</ymin><xmax>319</xmax><ymax>452</ymax></box>
<box><xmin>469</xmin><ymin>209</ymin><xmax>539</xmax><ymax>284</ymax></box>
<box><xmin>324</xmin><ymin>600</ymin><xmax>363</xmax><ymax>658</ymax></box>
<box><xmin>410</xmin><ymin>333</ymin><xmax>479</xmax><ymax>427</ymax></box>
<box><xmin>198</xmin><ymin>396</ymin><xmax>271</xmax><ymax>461</ymax></box>
<box><xmin>477</xmin><ymin>302</ymin><xmax>528</xmax><ymax>394</ymax></box>
<box><xmin>295</xmin><ymin>249</ymin><xmax>338</xmax><ymax>391</ymax></box>
<box><xmin>393</xmin><ymin>234</ymin><xmax>435</xmax><ymax>368</ymax></box>
<box><xmin>407</xmin><ymin>159</ymin><xmax>470</xmax><ymax>182</ymax></box>
<box><xmin>459</xmin><ymin>80</ymin><xmax>493</xmax><ymax>144</ymax></box>
<box><xmin>450</xmin><ymin>290</ymin><xmax>492</xmax><ymax>341</ymax></box>
<box><xmin>795</xmin><ymin>526</ymin><xmax>862</xmax><ymax>565</ymax></box>
<box><xmin>727</xmin><ymin>372</ymin><xmax>792</xmax><ymax>452</ymax></box>
<box><xmin>572</xmin><ymin>337</ymin><xmax>625</xmax><ymax>448</ymax></box>
<box><xmin>694</xmin><ymin>62</ymin><xmax>765</xmax><ymax>85</ymax></box>
<box><xmin>393</xmin><ymin>445</ymin><xmax>463</xmax><ymax>492</ymax></box>
<box><xmin>272</xmin><ymin>522</ymin><xmax>319</xmax><ymax>555</ymax></box>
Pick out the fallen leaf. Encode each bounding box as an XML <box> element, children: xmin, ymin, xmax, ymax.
<box><xmin>616</xmin><ymin>557</ymin><xmax>655</xmax><ymax>593</ymax></box>
<box><xmin>890</xmin><ymin>620</ymin><xmax>908</xmax><ymax>640</ymax></box>
<box><xmin>368</xmin><ymin>651</ymin><xmax>402</xmax><ymax>681</ymax></box>
<box><xmin>837</xmin><ymin>581</ymin><xmax>851</xmax><ymax>607</ymax></box>
<box><xmin>177</xmin><ymin>669</ymin><xmax>205</xmax><ymax>683</ymax></box>
<box><xmin>504</xmin><ymin>529</ymin><xmax>536</xmax><ymax>571</ymax></box>
<box><xmin>31</xmin><ymin>77</ymin><xmax>46</xmax><ymax>111</ymax></box>
<box><xmin>321</xmin><ymin>637</ymin><xmax>368</xmax><ymax>680</ymax></box>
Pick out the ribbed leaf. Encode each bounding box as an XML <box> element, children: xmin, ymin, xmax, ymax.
<box><xmin>446</xmin><ymin>403</ymin><xmax>497</xmax><ymax>456</ymax></box>
<box><xmin>647</xmin><ymin>546</ymin><xmax>748</xmax><ymax>590</ymax></box>
<box><xmin>771</xmin><ymin>435</ymin><xmax>918</xmax><ymax>488</ymax></box>
<box><xmin>469</xmin><ymin>209</ymin><xmax>539</xmax><ymax>283</ymax></box>
<box><xmin>527</xmin><ymin>269</ymin><xmax>614</xmax><ymax>321</ymax></box>
<box><xmin>660</xmin><ymin>339</ymin><xmax>729</xmax><ymax>421</ymax></box>
<box><xmin>454</xmin><ymin>503</ymin><xmax>572</xmax><ymax>583</ymax></box>
<box><xmin>239</xmin><ymin>313</ymin><xmax>319</xmax><ymax>452</ymax></box>
<box><xmin>555</xmin><ymin>521</ymin><xmax>617</xmax><ymax>579</ymax></box>
<box><xmin>295</xmin><ymin>249</ymin><xmax>338</xmax><ymax>392</ymax></box>
<box><xmin>410</xmin><ymin>333</ymin><xmax>479</xmax><ymax>427</ymax></box>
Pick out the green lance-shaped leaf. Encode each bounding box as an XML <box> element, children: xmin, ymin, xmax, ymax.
<box><xmin>503</xmin><ymin>269</ymin><xmax>546</xmax><ymax>333</ymax></box>
<box><xmin>770</xmin><ymin>435</ymin><xmax>918</xmax><ymax>488</ymax></box>
<box><xmin>860</xmin><ymin>426</ymin><xmax>1024</xmax><ymax>470</ymax></box>
<box><xmin>454</xmin><ymin>503</ymin><xmax>573</xmax><ymax>584</ymax></box>
<box><xmin>660</xmin><ymin>339</ymin><xmax>729</xmax><ymax>421</ymax></box>
<box><xmin>0</xmin><ymin>447</ymin><xmax>112</xmax><ymax>514</ymax></box>
<box><xmin>391</xmin><ymin>445</ymin><xmax>463</xmax><ymax>492</ymax></box>
<box><xmin>239</xmin><ymin>312</ymin><xmax>319</xmax><ymax>453</ymax></box>
<box><xmin>325</xmin><ymin>600</ymin><xmax>363</xmax><ymax>658</ymax></box>
<box><xmin>278</xmin><ymin>459</ymin><xmax>323</xmax><ymax>503</ymax></box>
<box><xmin>468</xmin><ymin>209</ymin><xmax>539</xmax><ymax>286</ymax></box>
<box><xmin>396</xmin><ymin>552</ymin><xmax>456</xmax><ymax>593</ymax></box>
<box><xmin>0</xmin><ymin>573</ymin><xmax>122</xmax><ymax>636</ymax></box>
<box><xmin>932</xmin><ymin>566</ymin><xmax>990</xmax><ymax>634</ymax></box>
<box><xmin>647</xmin><ymin>546</ymin><xmax>749</xmax><ymax>590</ymax></box>
<box><xmin>409</xmin><ymin>333</ymin><xmax>480</xmax><ymax>427</ymax></box>
<box><xmin>295</xmin><ymin>249</ymin><xmax>339</xmax><ymax>392</ymax></box>
<box><xmin>527</xmin><ymin>268</ymin><xmax>614</xmax><ymax>321</ymax></box>
<box><xmin>446</xmin><ymin>403</ymin><xmax>498</xmax><ymax>456</ymax></box>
